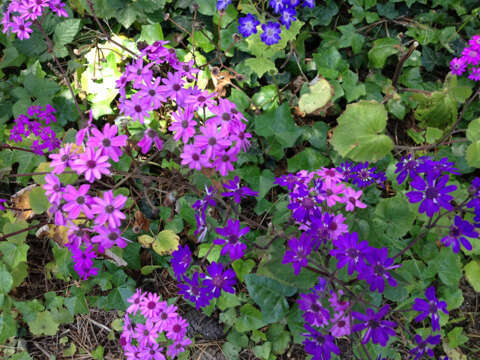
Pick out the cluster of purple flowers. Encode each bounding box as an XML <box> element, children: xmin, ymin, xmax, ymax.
<box><xmin>450</xmin><ymin>34</ymin><xmax>480</xmax><ymax>81</ymax></box>
<box><xmin>116</xmin><ymin>41</ymin><xmax>251</xmax><ymax>176</ymax></box>
<box><xmin>398</xmin><ymin>155</ymin><xmax>480</xmax><ymax>253</ymax></box>
<box><xmin>222</xmin><ymin>0</ymin><xmax>314</xmax><ymax>45</ymax></box>
<box><xmin>171</xmin><ymin>178</ymin><xmax>258</xmax><ymax>309</ymax></box>
<box><xmin>1</xmin><ymin>0</ymin><xmax>68</xmax><ymax>40</ymax></box>
<box><xmin>43</xmin><ymin>112</ymin><xmax>129</xmax><ymax>279</ymax></box>
<box><xmin>10</xmin><ymin>105</ymin><xmax>61</xmax><ymax>154</ymax></box>
<box><xmin>338</xmin><ymin>161</ymin><xmax>386</xmax><ymax>188</ymax></box>
<box><xmin>121</xmin><ymin>289</ymin><xmax>191</xmax><ymax>359</ymax></box>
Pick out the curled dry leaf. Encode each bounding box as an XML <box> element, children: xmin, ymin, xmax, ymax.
<box><xmin>11</xmin><ymin>184</ymin><xmax>37</xmax><ymax>220</ymax></box>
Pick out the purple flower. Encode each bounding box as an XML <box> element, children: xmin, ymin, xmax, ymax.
<box><xmin>140</xmin><ymin>292</ymin><xmax>163</xmax><ymax>319</ymax></box>
<box><xmin>138</xmin><ymin>128</ymin><xmax>163</xmax><ymax>154</ymax></box>
<box><xmin>280</xmin><ymin>7</ymin><xmax>296</xmax><ymax>30</ymax></box>
<box><xmin>171</xmin><ymin>245</ymin><xmax>192</xmax><ymax>280</ymax></box>
<box><xmin>468</xmin><ymin>66</ymin><xmax>480</xmax><ymax>81</ymax></box>
<box><xmin>261</xmin><ymin>22</ymin><xmax>281</xmax><ymax>46</ymax></box>
<box><xmin>352</xmin><ymin>305</ymin><xmax>397</xmax><ymax>346</ymax></box>
<box><xmin>87</xmin><ymin>123</ymin><xmax>127</xmax><ymax>162</ymax></box>
<box><xmin>91</xmin><ymin>226</ymin><xmax>128</xmax><ymax>253</ymax></box>
<box><xmin>62</xmin><ymin>184</ymin><xmax>93</xmax><ymax>219</ymax></box>
<box><xmin>450</xmin><ymin>57</ymin><xmax>467</xmax><ymax>76</ymax></box>
<box><xmin>119</xmin><ymin>93</ymin><xmax>152</xmax><ymax>124</ymax></box>
<box><xmin>91</xmin><ymin>190</ymin><xmax>127</xmax><ymax>228</ymax></box>
<box><xmin>137</xmin><ymin>77</ymin><xmax>165</xmax><ymax>109</ymax></box>
<box><xmin>303</xmin><ymin>0</ymin><xmax>315</xmax><ymax>8</ymax></box>
<box><xmin>0</xmin><ymin>199</ymin><xmax>6</xmax><ymax>211</ymax></box>
<box><xmin>214</xmin><ymin>219</ymin><xmax>250</xmax><ymax>260</ymax></box>
<box><xmin>43</xmin><ymin>174</ymin><xmax>64</xmax><ymax>206</ymax></box>
<box><xmin>462</xmin><ymin>46</ymin><xmax>480</xmax><ymax>66</ymax></box>
<box><xmin>127</xmin><ymin>289</ymin><xmax>146</xmax><ymax>315</ymax></box>
<box><xmin>195</xmin><ymin>121</ymin><xmax>232</xmax><ymax>159</ymax></box>
<box><xmin>298</xmin><ymin>293</ymin><xmax>330</xmax><ymax>327</ymax></box>
<box><xmin>282</xmin><ymin>233</ymin><xmax>313</xmax><ymax>275</ymax></box>
<box><xmin>269</xmin><ymin>0</ymin><xmax>284</xmax><ymax>13</ymax></box>
<box><xmin>214</xmin><ymin>147</ymin><xmax>238</xmax><ymax>176</ymax></box>
<box><xmin>217</xmin><ymin>0</ymin><xmax>231</xmax><ymax>11</ymax></box>
<box><xmin>409</xmin><ymin>334</ymin><xmax>441</xmax><ymax>360</ymax></box>
<box><xmin>159</xmin><ymin>71</ymin><xmax>186</xmax><ymax>103</ymax></box>
<box><xmin>49</xmin><ymin>143</ymin><xmax>76</xmax><ymax>174</ymax></box>
<box><xmin>406</xmin><ymin>173</ymin><xmax>457</xmax><ymax>217</ymax></box>
<box><xmin>412</xmin><ymin>286</ymin><xmax>448</xmax><ymax>332</ymax></box>
<box><xmin>72</xmin><ymin>147</ymin><xmax>111</xmax><ymax>183</ymax></box>
<box><xmin>221</xmin><ymin>176</ymin><xmax>258</xmax><ymax>203</ymax></box>
<box><xmin>288</xmin><ymin>194</ymin><xmax>318</xmax><ymax>223</ymax></box>
<box><xmin>330</xmin><ymin>232</ymin><xmax>369</xmax><ymax>275</ymax></box>
<box><xmin>358</xmin><ymin>247</ymin><xmax>401</xmax><ymax>293</ymax></box>
<box><xmin>11</xmin><ymin>17</ymin><xmax>32</xmax><ymax>40</ymax></box>
<box><xmin>302</xmin><ymin>325</ymin><xmax>340</xmax><ymax>360</ymax></box>
<box><xmin>395</xmin><ymin>155</ymin><xmax>421</xmax><ymax>185</ymax></box>
<box><xmin>178</xmin><ymin>272</ymin><xmax>212</xmax><ymax>309</ymax></box>
<box><xmin>238</xmin><ymin>14</ymin><xmax>260</xmax><ymax>37</ymax></box>
<box><xmin>70</xmin><ymin>245</ymin><xmax>99</xmax><ymax>280</ymax></box>
<box><xmin>169</xmin><ymin>106</ymin><xmax>197</xmax><ymax>143</ymax></box>
<box><xmin>202</xmin><ymin>262</ymin><xmax>236</xmax><ymax>298</ymax></box>
<box><xmin>341</xmin><ymin>161</ymin><xmax>386</xmax><ymax>188</ymax></box>
<box><xmin>180</xmin><ymin>144</ymin><xmax>211</xmax><ymax>170</ymax></box>
<box><xmin>441</xmin><ymin>216</ymin><xmax>478</xmax><ymax>253</ymax></box>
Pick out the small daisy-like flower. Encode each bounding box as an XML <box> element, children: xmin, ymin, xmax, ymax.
<box><xmin>91</xmin><ymin>190</ymin><xmax>127</xmax><ymax>228</ymax></box>
<box><xmin>43</xmin><ymin>174</ymin><xmax>64</xmax><ymax>205</ymax></box>
<box><xmin>87</xmin><ymin>123</ymin><xmax>127</xmax><ymax>162</ymax></box>
<box><xmin>343</xmin><ymin>186</ymin><xmax>367</xmax><ymax>212</ymax></box>
<box><xmin>62</xmin><ymin>184</ymin><xmax>93</xmax><ymax>219</ymax></box>
<box><xmin>71</xmin><ymin>147</ymin><xmax>111</xmax><ymax>183</ymax></box>
<box><xmin>450</xmin><ymin>57</ymin><xmax>468</xmax><ymax>76</ymax></box>
<box><xmin>127</xmin><ymin>289</ymin><xmax>146</xmax><ymax>315</ymax></box>
<box><xmin>140</xmin><ymin>292</ymin><xmax>163</xmax><ymax>319</ymax></box>
<box><xmin>165</xmin><ymin>316</ymin><xmax>188</xmax><ymax>341</ymax></box>
<box><xmin>49</xmin><ymin>143</ymin><xmax>76</xmax><ymax>174</ymax></box>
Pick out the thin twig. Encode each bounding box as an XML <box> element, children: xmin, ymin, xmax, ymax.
<box><xmin>392</xmin><ymin>41</ymin><xmax>419</xmax><ymax>88</ymax></box>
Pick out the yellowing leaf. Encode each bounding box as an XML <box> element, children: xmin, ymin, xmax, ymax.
<box><xmin>138</xmin><ymin>234</ymin><xmax>155</xmax><ymax>248</ymax></box>
<box><xmin>11</xmin><ymin>184</ymin><xmax>37</xmax><ymax>220</ymax></box>
<box><xmin>298</xmin><ymin>77</ymin><xmax>334</xmax><ymax>115</ymax></box>
<box><xmin>152</xmin><ymin>230</ymin><xmax>179</xmax><ymax>256</ymax></box>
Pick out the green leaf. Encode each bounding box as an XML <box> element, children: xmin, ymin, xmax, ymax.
<box><xmin>3</xmin><ymin>219</ymin><xmax>29</xmax><ymax>244</ymax></box>
<box><xmin>298</xmin><ymin>77</ymin><xmax>334</xmax><ymax>114</ymax></box>
<box><xmin>139</xmin><ymin>23</ymin><xmax>164</xmax><ymax>44</ymax></box>
<box><xmin>425</xmin><ymin>127</ymin><xmax>443</xmax><ymax>144</ymax></box>
<box><xmin>0</xmin><ymin>242</ymin><xmax>28</xmax><ymax>269</ymax></box>
<box><xmin>252</xmin><ymin>85</ymin><xmax>278</xmax><ymax>111</ymax></box>
<box><xmin>372</xmin><ymin>194</ymin><xmax>416</xmax><ymax>239</ymax></box>
<box><xmin>29</xmin><ymin>187</ymin><xmax>49</xmax><ymax>214</ymax></box>
<box><xmin>0</xmin><ymin>313</ymin><xmax>17</xmax><ymax>343</ymax></box>
<box><xmin>235</xmin><ymin>304</ymin><xmax>267</xmax><ymax>332</ymax></box>
<box><xmin>432</xmin><ymin>248</ymin><xmax>462</xmax><ymax>287</ymax></box>
<box><xmin>368</xmin><ymin>38</ymin><xmax>401</xmax><ymax>68</ymax></box>
<box><xmin>412</xmin><ymin>90</ymin><xmax>457</xmax><ymax>129</ymax></box>
<box><xmin>466</xmin><ymin>117</ymin><xmax>480</xmax><ymax>142</ymax></box>
<box><xmin>64</xmin><ymin>292</ymin><xmax>89</xmax><ymax>316</ymax></box>
<box><xmin>253</xmin><ymin>342</ymin><xmax>272</xmax><ymax>359</ymax></box>
<box><xmin>0</xmin><ymin>265</ymin><xmax>13</xmax><ymax>294</ymax></box>
<box><xmin>287</xmin><ymin>148</ymin><xmax>330</xmax><ymax>172</ymax></box>
<box><xmin>338</xmin><ymin>23</ymin><xmax>365</xmax><ymax>54</ymax></box>
<box><xmin>254</xmin><ymin>103</ymin><xmax>303</xmax><ymax>149</ymax></box>
<box><xmin>267</xmin><ymin>324</ymin><xmax>291</xmax><ymax>354</ymax></box>
<box><xmin>330</xmin><ymin>100</ymin><xmax>393</xmax><ymax>161</ymax></box>
<box><xmin>28</xmin><ymin>311</ymin><xmax>59</xmax><ymax>336</ymax></box>
<box><xmin>244</xmin><ymin>274</ymin><xmax>296</xmax><ymax>324</ymax></box>
<box><xmin>464</xmin><ymin>260</ymin><xmax>480</xmax><ymax>292</ymax></box>
<box><xmin>244</xmin><ymin>57</ymin><xmax>277</xmax><ymax>78</ymax></box>
<box><xmin>447</xmin><ymin>327</ymin><xmax>469</xmax><ymax>348</ymax></box>
<box><xmin>342</xmin><ymin>69</ymin><xmax>366</xmax><ymax>102</ymax></box>
<box><xmin>232</xmin><ymin>259</ymin><xmax>256</xmax><ymax>282</ymax></box>
<box><xmin>313</xmin><ymin>47</ymin><xmax>346</xmax><ymax>79</ymax></box>
<box><xmin>466</xmin><ymin>141</ymin><xmax>480</xmax><ymax>168</ymax></box>
<box><xmin>217</xmin><ymin>292</ymin><xmax>241</xmax><ymax>311</ymax></box>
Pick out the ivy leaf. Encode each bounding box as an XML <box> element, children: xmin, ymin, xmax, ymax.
<box><xmin>28</xmin><ymin>311</ymin><xmax>59</xmax><ymax>336</ymax></box>
<box><xmin>244</xmin><ymin>57</ymin><xmax>276</xmax><ymax>78</ymax></box>
<box><xmin>298</xmin><ymin>77</ymin><xmax>334</xmax><ymax>114</ymax></box>
<box><xmin>342</xmin><ymin>70</ymin><xmax>366</xmax><ymax>102</ymax></box>
<box><xmin>287</xmin><ymin>148</ymin><xmax>330</xmax><ymax>172</ymax></box>
<box><xmin>0</xmin><ymin>265</ymin><xmax>13</xmax><ymax>294</ymax></box>
<box><xmin>235</xmin><ymin>304</ymin><xmax>267</xmax><ymax>332</ymax></box>
<box><xmin>368</xmin><ymin>38</ymin><xmax>401</xmax><ymax>69</ymax></box>
<box><xmin>330</xmin><ymin>100</ymin><xmax>393</xmax><ymax>161</ymax></box>
<box><xmin>29</xmin><ymin>187</ymin><xmax>49</xmax><ymax>214</ymax></box>
<box><xmin>244</xmin><ymin>274</ymin><xmax>296</xmax><ymax>323</ymax></box>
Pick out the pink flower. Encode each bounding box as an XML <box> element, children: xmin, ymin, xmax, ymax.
<box><xmin>11</xmin><ymin>17</ymin><xmax>32</xmax><ymax>40</ymax></box>
<box><xmin>140</xmin><ymin>292</ymin><xmax>163</xmax><ymax>319</ymax></box>
<box><xmin>43</xmin><ymin>174</ymin><xmax>63</xmax><ymax>205</ymax></box>
<box><xmin>138</xmin><ymin>128</ymin><xmax>163</xmax><ymax>154</ymax></box>
<box><xmin>468</xmin><ymin>67</ymin><xmax>480</xmax><ymax>82</ymax></box>
<box><xmin>169</xmin><ymin>106</ymin><xmax>197</xmax><ymax>143</ymax></box>
<box><xmin>166</xmin><ymin>337</ymin><xmax>192</xmax><ymax>359</ymax></box>
<box><xmin>195</xmin><ymin>122</ymin><xmax>231</xmax><ymax>159</ymax></box>
<box><xmin>62</xmin><ymin>184</ymin><xmax>93</xmax><ymax>219</ymax></box>
<box><xmin>87</xmin><ymin>123</ymin><xmax>127</xmax><ymax>162</ymax></box>
<box><xmin>321</xmin><ymin>182</ymin><xmax>345</xmax><ymax>207</ymax></box>
<box><xmin>214</xmin><ymin>147</ymin><xmax>238</xmax><ymax>176</ymax></box>
<box><xmin>330</xmin><ymin>312</ymin><xmax>351</xmax><ymax>337</ymax></box>
<box><xmin>49</xmin><ymin>143</ymin><xmax>76</xmax><ymax>174</ymax></box>
<box><xmin>180</xmin><ymin>144</ymin><xmax>211</xmax><ymax>170</ymax></box>
<box><xmin>317</xmin><ymin>167</ymin><xmax>344</xmax><ymax>187</ymax></box>
<box><xmin>450</xmin><ymin>57</ymin><xmax>467</xmax><ymax>76</ymax></box>
<box><xmin>91</xmin><ymin>225</ymin><xmax>128</xmax><ymax>252</ymax></box>
<box><xmin>72</xmin><ymin>147</ymin><xmax>111</xmax><ymax>183</ymax></box>
<box><xmin>165</xmin><ymin>316</ymin><xmax>188</xmax><ymax>341</ymax></box>
<box><xmin>91</xmin><ymin>190</ymin><xmax>127</xmax><ymax>228</ymax></box>
<box><xmin>127</xmin><ymin>289</ymin><xmax>146</xmax><ymax>315</ymax></box>
<box><xmin>119</xmin><ymin>94</ymin><xmax>152</xmax><ymax>124</ymax></box>
<box><xmin>343</xmin><ymin>187</ymin><xmax>366</xmax><ymax>212</ymax></box>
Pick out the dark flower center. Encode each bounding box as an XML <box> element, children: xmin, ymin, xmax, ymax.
<box><xmin>311</xmin><ymin>303</ymin><xmax>320</xmax><ymax>312</ymax></box>
<box><xmin>105</xmin><ymin>205</ymin><xmax>115</xmax><ymax>214</ymax></box>
<box><xmin>183</xmin><ymin>64</ymin><xmax>190</xmax><ymax>71</ymax></box>
<box><xmin>53</xmin><ymin>184</ymin><xmax>61</xmax><ymax>192</ymax></box>
<box><xmin>208</xmin><ymin>137</ymin><xmax>217</xmax><ymax>146</ymax></box>
<box><xmin>137</xmin><ymin>69</ymin><xmax>142</xmax><ymax>75</ymax></box>
<box><xmin>228</xmin><ymin>234</ymin><xmax>239</xmax><ymax>244</ymax></box>
<box><xmin>368</xmin><ymin>319</ymin><xmax>380</xmax><ymax>329</ymax></box>
<box><xmin>86</xmin><ymin>160</ymin><xmax>97</xmax><ymax>169</ymax></box>
<box><xmin>348</xmin><ymin>197</ymin><xmax>356</xmax><ymax>204</ymax></box>
<box><xmin>302</xmin><ymin>197</ymin><xmax>315</xmax><ymax>209</ymax></box>
<box><xmin>143</xmin><ymin>330</ymin><xmax>149</xmax><ymax>336</ymax></box>
<box><xmin>147</xmin><ymin>129</ymin><xmax>156</xmax><ymax>138</ymax></box>
<box><xmin>61</xmin><ymin>154</ymin><xmax>69</xmax><ymax>161</ymax></box>
<box><xmin>173</xmin><ymin>84</ymin><xmax>181</xmax><ymax>91</ymax></box>
<box><xmin>329</xmin><ymin>221</ymin><xmax>338</xmax><ymax>231</ymax></box>
<box><xmin>19</xmin><ymin>25</ymin><xmax>25</xmax><ymax>31</ymax></box>
<box><xmin>222</xmin><ymin>112</ymin><xmax>230</xmax><ymax>121</ymax></box>
<box><xmin>347</xmin><ymin>248</ymin><xmax>359</xmax><ymax>259</ymax></box>
<box><xmin>373</xmin><ymin>264</ymin><xmax>385</xmax><ymax>276</ymax></box>
<box><xmin>425</xmin><ymin>187</ymin><xmax>439</xmax><ymax>199</ymax></box>
<box><xmin>149</xmin><ymin>89</ymin><xmax>155</xmax><ymax>96</ymax></box>
<box><xmin>134</xmin><ymin>105</ymin><xmax>142</xmax><ymax>113</ymax></box>
<box><xmin>181</xmin><ymin>120</ymin><xmax>189</xmax><ymax>128</ymax></box>
<box><xmin>212</xmin><ymin>275</ymin><xmax>224</xmax><ymax>287</ymax></box>
<box><xmin>192</xmin><ymin>153</ymin><xmax>200</xmax><ymax>161</ymax></box>
<box><xmin>173</xmin><ymin>324</ymin><xmax>181</xmax><ymax>333</ymax></box>
<box><xmin>161</xmin><ymin>312</ymin><xmax>168</xmax><ymax>320</ymax></box>
<box><xmin>102</xmin><ymin>138</ymin><xmax>111</xmax><ymax>147</ymax></box>
<box><xmin>147</xmin><ymin>301</ymin><xmax>156</xmax><ymax>309</ymax></box>
<box><xmin>338</xmin><ymin>320</ymin><xmax>346</xmax><ymax>327</ymax></box>
<box><xmin>198</xmin><ymin>96</ymin><xmax>206</xmax><ymax>102</ymax></box>
<box><xmin>450</xmin><ymin>226</ymin><xmax>461</xmax><ymax>237</ymax></box>
<box><xmin>108</xmin><ymin>232</ymin><xmax>119</xmax><ymax>241</ymax></box>
<box><xmin>222</xmin><ymin>154</ymin><xmax>229</xmax><ymax>162</ymax></box>
<box><xmin>76</xmin><ymin>196</ymin><xmax>85</xmax><ymax>205</ymax></box>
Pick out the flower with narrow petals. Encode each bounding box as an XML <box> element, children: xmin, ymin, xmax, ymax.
<box><xmin>441</xmin><ymin>216</ymin><xmax>478</xmax><ymax>253</ymax></box>
<box><xmin>352</xmin><ymin>305</ymin><xmax>397</xmax><ymax>346</ymax></box>
<box><xmin>49</xmin><ymin>143</ymin><xmax>76</xmax><ymax>174</ymax></box>
<box><xmin>138</xmin><ymin>128</ymin><xmax>163</xmax><ymax>154</ymax></box>
<box><xmin>221</xmin><ymin>176</ymin><xmax>258</xmax><ymax>203</ymax></box>
<box><xmin>298</xmin><ymin>292</ymin><xmax>330</xmax><ymax>327</ymax></box>
<box><xmin>91</xmin><ymin>226</ymin><xmax>128</xmax><ymax>253</ymax></box>
<box><xmin>409</xmin><ymin>334</ymin><xmax>441</xmax><ymax>360</ymax></box>
<box><xmin>214</xmin><ymin>219</ymin><xmax>250</xmax><ymax>260</ymax></box>
<box><xmin>330</xmin><ymin>232</ymin><xmax>369</xmax><ymax>275</ymax></box>
<box><xmin>343</xmin><ymin>186</ymin><xmax>367</xmax><ymax>212</ymax></box>
<box><xmin>178</xmin><ymin>272</ymin><xmax>213</xmax><ymax>309</ymax></box>
<box><xmin>171</xmin><ymin>245</ymin><xmax>192</xmax><ymax>280</ymax></box>
<box><xmin>72</xmin><ymin>147</ymin><xmax>111</xmax><ymax>183</ymax></box>
<box><xmin>127</xmin><ymin>289</ymin><xmax>145</xmax><ymax>315</ymax></box>
<box><xmin>169</xmin><ymin>106</ymin><xmax>197</xmax><ymax>143</ymax></box>
<box><xmin>91</xmin><ymin>190</ymin><xmax>127</xmax><ymax>228</ymax></box>
<box><xmin>450</xmin><ymin>57</ymin><xmax>467</xmax><ymax>76</ymax></box>
<box><xmin>87</xmin><ymin>123</ymin><xmax>127</xmax><ymax>162</ymax></box>
<box><xmin>282</xmin><ymin>233</ymin><xmax>313</xmax><ymax>275</ymax></box>
<box><xmin>202</xmin><ymin>262</ymin><xmax>236</xmax><ymax>298</ymax></box>
<box><xmin>303</xmin><ymin>324</ymin><xmax>340</xmax><ymax>360</ymax></box>
<box><xmin>412</xmin><ymin>286</ymin><xmax>448</xmax><ymax>332</ymax></box>
<box><xmin>358</xmin><ymin>247</ymin><xmax>401</xmax><ymax>293</ymax></box>
<box><xmin>62</xmin><ymin>184</ymin><xmax>93</xmax><ymax>219</ymax></box>
<box><xmin>140</xmin><ymin>292</ymin><xmax>163</xmax><ymax>319</ymax></box>
<box><xmin>43</xmin><ymin>174</ymin><xmax>63</xmax><ymax>205</ymax></box>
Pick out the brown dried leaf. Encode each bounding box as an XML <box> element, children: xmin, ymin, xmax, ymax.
<box><xmin>132</xmin><ymin>210</ymin><xmax>150</xmax><ymax>233</ymax></box>
<box><xmin>11</xmin><ymin>184</ymin><xmax>36</xmax><ymax>220</ymax></box>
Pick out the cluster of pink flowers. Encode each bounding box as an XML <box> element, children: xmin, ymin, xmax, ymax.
<box><xmin>116</xmin><ymin>41</ymin><xmax>251</xmax><ymax>176</ymax></box>
<box><xmin>121</xmin><ymin>290</ymin><xmax>191</xmax><ymax>360</ymax></box>
<box><xmin>43</xmin><ymin>112</ymin><xmax>129</xmax><ymax>279</ymax></box>
<box><xmin>450</xmin><ymin>34</ymin><xmax>480</xmax><ymax>81</ymax></box>
<box><xmin>10</xmin><ymin>105</ymin><xmax>61</xmax><ymax>154</ymax></box>
<box><xmin>1</xmin><ymin>0</ymin><xmax>68</xmax><ymax>40</ymax></box>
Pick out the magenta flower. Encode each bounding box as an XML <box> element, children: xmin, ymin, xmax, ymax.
<box><xmin>343</xmin><ymin>186</ymin><xmax>366</xmax><ymax>211</ymax></box>
<box><xmin>140</xmin><ymin>292</ymin><xmax>163</xmax><ymax>319</ymax></box>
<box><xmin>70</xmin><ymin>245</ymin><xmax>99</xmax><ymax>280</ymax></box>
<box><xmin>62</xmin><ymin>184</ymin><xmax>93</xmax><ymax>219</ymax></box>
<box><xmin>180</xmin><ymin>144</ymin><xmax>211</xmax><ymax>170</ymax></box>
<box><xmin>298</xmin><ymin>292</ymin><xmax>330</xmax><ymax>327</ymax></box>
<box><xmin>91</xmin><ymin>225</ymin><xmax>128</xmax><ymax>253</ymax></box>
<box><xmin>165</xmin><ymin>316</ymin><xmax>188</xmax><ymax>341</ymax></box>
<box><xmin>282</xmin><ymin>233</ymin><xmax>313</xmax><ymax>275</ymax></box>
<box><xmin>87</xmin><ymin>123</ymin><xmax>127</xmax><ymax>162</ymax></box>
<box><xmin>166</xmin><ymin>337</ymin><xmax>192</xmax><ymax>359</ymax></box>
<box><xmin>120</xmin><ymin>94</ymin><xmax>152</xmax><ymax>124</ymax></box>
<box><xmin>159</xmin><ymin>71</ymin><xmax>185</xmax><ymax>102</ymax></box>
<box><xmin>352</xmin><ymin>305</ymin><xmax>397</xmax><ymax>346</ymax></box>
<box><xmin>127</xmin><ymin>289</ymin><xmax>146</xmax><ymax>315</ymax></box>
<box><xmin>169</xmin><ymin>106</ymin><xmax>197</xmax><ymax>143</ymax></box>
<box><xmin>72</xmin><ymin>147</ymin><xmax>111</xmax><ymax>183</ymax></box>
<box><xmin>134</xmin><ymin>320</ymin><xmax>160</xmax><ymax>347</ymax></box>
<box><xmin>450</xmin><ymin>57</ymin><xmax>467</xmax><ymax>76</ymax></box>
<box><xmin>138</xmin><ymin>128</ymin><xmax>163</xmax><ymax>154</ymax></box>
<box><xmin>214</xmin><ymin>219</ymin><xmax>250</xmax><ymax>260</ymax></box>
<box><xmin>195</xmin><ymin>122</ymin><xmax>231</xmax><ymax>159</ymax></box>
<box><xmin>137</xmin><ymin>77</ymin><xmax>165</xmax><ymax>109</ymax></box>
<box><xmin>11</xmin><ymin>17</ymin><xmax>32</xmax><ymax>40</ymax></box>
<box><xmin>214</xmin><ymin>147</ymin><xmax>238</xmax><ymax>176</ymax></box>
<box><xmin>49</xmin><ymin>143</ymin><xmax>76</xmax><ymax>174</ymax></box>
<box><xmin>330</xmin><ymin>312</ymin><xmax>351</xmax><ymax>337</ymax></box>
<box><xmin>43</xmin><ymin>174</ymin><xmax>63</xmax><ymax>205</ymax></box>
<box><xmin>157</xmin><ymin>303</ymin><xmax>178</xmax><ymax>331</ymax></box>
<box><xmin>91</xmin><ymin>190</ymin><xmax>127</xmax><ymax>228</ymax></box>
